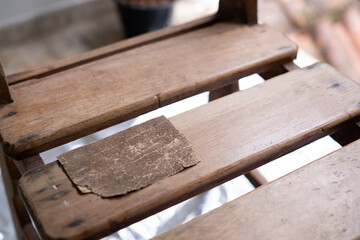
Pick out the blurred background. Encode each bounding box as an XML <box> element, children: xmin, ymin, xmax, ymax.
<box><xmin>0</xmin><ymin>0</ymin><xmax>358</xmax><ymax>239</ymax></box>
<box><xmin>0</xmin><ymin>0</ymin><xmax>359</xmax><ymax>83</ymax></box>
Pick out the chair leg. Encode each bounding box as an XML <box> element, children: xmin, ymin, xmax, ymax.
<box><xmin>209</xmin><ymin>82</ymin><xmax>239</xmax><ymax>101</ymax></box>
<box><xmin>244</xmin><ymin>170</ymin><xmax>267</xmax><ymax>188</ymax></box>
<box><xmin>0</xmin><ymin>60</ymin><xmax>13</xmax><ymax>104</ymax></box>
<box><xmin>0</xmin><ymin>147</ymin><xmax>32</xmax><ymax>240</ymax></box>
<box><xmin>259</xmin><ymin>63</ymin><xmax>299</xmax><ymax>80</ymax></box>
<box><xmin>259</xmin><ymin>66</ymin><xmax>288</xmax><ymax>80</ymax></box>
<box><xmin>331</xmin><ymin>121</ymin><xmax>360</xmax><ymax>146</ymax></box>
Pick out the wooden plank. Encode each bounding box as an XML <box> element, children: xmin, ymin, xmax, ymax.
<box><xmin>155</xmin><ymin>139</ymin><xmax>360</xmax><ymax>240</ymax></box>
<box><xmin>19</xmin><ymin>63</ymin><xmax>360</xmax><ymax>239</ymax></box>
<box><xmin>7</xmin><ymin>2</ymin><xmax>263</xmax><ymax>85</ymax></box>
<box><xmin>0</xmin><ymin>23</ymin><xmax>297</xmax><ymax>159</ymax></box>
<box><xmin>6</xmin><ymin>15</ymin><xmax>217</xmax><ymax>85</ymax></box>
<box><xmin>208</xmin><ymin>59</ymin><xmax>266</xmax><ymax>189</ymax></box>
<box><xmin>218</xmin><ymin>0</ymin><xmax>258</xmax><ymax>25</ymax></box>
<box><xmin>0</xmin><ymin>60</ymin><xmax>13</xmax><ymax>104</ymax></box>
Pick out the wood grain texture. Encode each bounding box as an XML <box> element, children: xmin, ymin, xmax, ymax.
<box><xmin>218</xmin><ymin>0</ymin><xmax>258</xmax><ymax>25</ymax></box>
<box><xmin>155</xmin><ymin>139</ymin><xmax>360</xmax><ymax>240</ymax></box>
<box><xmin>58</xmin><ymin>116</ymin><xmax>199</xmax><ymax>197</ymax></box>
<box><xmin>6</xmin><ymin>15</ymin><xmax>217</xmax><ymax>85</ymax></box>
<box><xmin>0</xmin><ymin>23</ymin><xmax>297</xmax><ymax>159</ymax></box>
<box><xmin>19</xmin><ymin>63</ymin><xmax>360</xmax><ymax>240</ymax></box>
<box><xmin>0</xmin><ymin>60</ymin><xmax>13</xmax><ymax>104</ymax></box>
<box><xmin>207</xmin><ymin>63</ymin><xmax>266</xmax><ymax>190</ymax></box>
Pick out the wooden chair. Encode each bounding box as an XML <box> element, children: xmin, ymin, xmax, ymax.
<box><xmin>1</xmin><ymin>0</ymin><xmax>359</xmax><ymax>239</ymax></box>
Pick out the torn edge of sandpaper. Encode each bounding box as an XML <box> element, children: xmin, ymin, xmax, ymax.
<box><xmin>57</xmin><ymin>116</ymin><xmax>200</xmax><ymax>197</ymax></box>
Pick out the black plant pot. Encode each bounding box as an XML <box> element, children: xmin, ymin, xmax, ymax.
<box><xmin>114</xmin><ymin>1</ymin><xmax>173</xmax><ymax>38</ymax></box>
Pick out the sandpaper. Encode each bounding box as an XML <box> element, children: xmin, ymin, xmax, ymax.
<box><xmin>58</xmin><ymin>116</ymin><xmax>200</xmax><ymax>197</ymax></box>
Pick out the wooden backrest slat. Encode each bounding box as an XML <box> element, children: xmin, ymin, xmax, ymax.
<box><xmin>6</xmin><ymin>15</ymin><xmax>217</xmax><ymax>85</ymax></box>
<box><xmin>19</xmin><ymin>63</ymin><xmax>360</xmax><ymax>239</ymax></box>
<box><xmin>7</xmin><ymin>0</ymin><xmax>259</xmax><ymax>85</ymax></box>
<box><xmin>0</xmin><ymin>23</ymin><xmax>297</xmax><ymax>159</ymax></box>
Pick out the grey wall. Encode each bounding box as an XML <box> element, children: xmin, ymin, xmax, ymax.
<box><xmin>0</xmin><ymin>0</ymin><xmax>94</xmax><ymax>28</ymax></box>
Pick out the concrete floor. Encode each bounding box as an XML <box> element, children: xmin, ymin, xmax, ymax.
<box><xmin>0</xmin><ymin>1</ymin><xmax>343</xmax><ymax>239</ymax></box>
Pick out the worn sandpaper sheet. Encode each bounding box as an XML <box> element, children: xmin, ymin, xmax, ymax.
<box><xmin>58</xmin><ymin>116</ymin><xmax>200</xmax><ymax>197</ymax></box>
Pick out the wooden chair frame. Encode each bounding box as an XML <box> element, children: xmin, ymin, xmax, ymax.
<box><xmin>0</xmin><ymin>1</ymin><xmax>257</xmax><ymax>238</ymax></box>
<box><xmin>0</xmin><ymin>0</ymin><xmax>358</xmax><ymax>239</ymax></box>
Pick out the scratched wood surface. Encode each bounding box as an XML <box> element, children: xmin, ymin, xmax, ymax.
<box><xmin>19</xmin><ymin>63</ymin><xmax>360</xmax><ymax>239</ymax></box>
<box><xmin>58</xmin><ymin>116</ymin><xmax>199</xmax><ymax>197</ymax></box>
<box><xmin>0</xmin><ymin>22</ymin><xmax>297</xmax><ymax>159</ymax></box>
<box><xmin>155</xmin><ymin>139</ymin><xmax>360</xmax><ymax>240</ymax></box>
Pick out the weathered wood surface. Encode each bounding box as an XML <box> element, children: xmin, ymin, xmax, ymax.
<box><xmin>207</xmin><ymin>65</ymin><xmax>266</xmax><ymax>189</ymax></box>
<box><xmin>0</xmin><ymin>60</ymin><xmax>12</xmax><ymax>104</ymax></box>
<box><xmin>6</xmin><ymin>15</ymin><xmax>217</xmax><ymax>85</ymax></box>
<box><xmin>7</xmin><ymin>0</ymin><xmax>261</xmax><ymax>85</ymax></box>
<box><xmin>58</xmin><ymin>116</ymin><xmax>199</xmax><ymax>197</ymax></box>
<box><xmin>218</xmin><ymin>0</ymin><xmax>258</xmax><ymax>25</ymax></box>
<box><xmin>19</xmin><ymin>64</ymin><xmax>360</xmax><ymax>240</ymax></box>
<box><xmin>0</xmin><ymin>23</ymin><xmax>297</xmax><ymax>159</ymax></box>
<box><xmin>155</xmin><ymin>139</ymin><xmax>360</xmax><ymax>240</ymax></box>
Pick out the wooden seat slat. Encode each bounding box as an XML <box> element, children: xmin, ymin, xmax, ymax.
<box><xmin>155</xmin><ymin>139</ymin><xmax>360</xmax><ymax>240</ymax></box>
<box><xmin>0</xmin><ymin>22</ymin><xmax>297</xmax><ymax>159</ymax></box>
<box><xmin>6</xmin><ymin>15</ymin><xmax>217</xmax><ymax>85</ymax></box>
<box><xmin>19</xmin><ymin>63</ymin><xmax>360</xmax><ymax>239</ymax></box>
